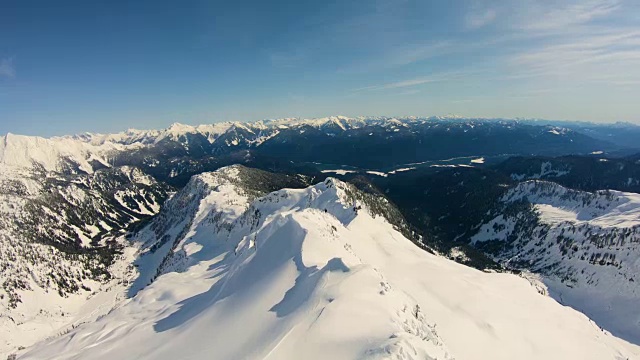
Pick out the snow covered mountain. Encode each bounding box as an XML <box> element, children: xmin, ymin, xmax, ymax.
<box><xmin>127</xmin><ymin>165</ymin><xmax>314</xmax><ymax>295</ymax></box>
<box><xmin>0</xmin><ymin>133</ymin><xmax>134</xmax><ymax>174</ymax></box>
<box><xmin>0</xmin><ymin>165</ymin><xmax>171</xmax><ymax>354</ymax></box>
<box><xmin>13</xmin><ymin>167</ymin><xmax>640</xmax><ymax>360</ymax></box>
<box><xmin>53</xmin><ymin>116</ymin><xmax>612</xmax><ymax>185</ymax></box>
<box><xmin>2</xmin><ymin>118</ymin><xmax>640</xmax><ymax>359</ymax></box>
<box><xmin>472</xmin><ymin>180</ymin><xmax>640</xmax><ymax>344</ymax></box>
<box><xmin>0</xmin><ymin>116</ymin><xmax>616</xmax><ymax>186</ymax></box>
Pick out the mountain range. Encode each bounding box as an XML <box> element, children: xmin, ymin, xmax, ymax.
<box><xmin>2</xmin><ymin>116</ymin><xmax>640</xmax><ymax>359</ymax></box>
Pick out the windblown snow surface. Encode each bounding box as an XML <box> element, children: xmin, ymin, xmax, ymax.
<box><xmin>17</xmin><ymin>171</ymin><xmax>640</xmax><ymax>360</ymax></box>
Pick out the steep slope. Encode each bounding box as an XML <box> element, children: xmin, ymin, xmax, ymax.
<box><xmin>472</xmin><ymin>180</ymin><xmax>640</xmax><ymax>344</ymax></box>
<box><xmin>0</xmin><ymin>165</ymin><xmax>172</xmax><ymax>355</ymax></box>
<box><xmin>16</xmin><ymin>171</ymin><xmax>639</xmax><ymax>360</ymax></box>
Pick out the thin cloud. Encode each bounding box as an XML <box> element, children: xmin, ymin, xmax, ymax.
<box><xmin>384</xmin><ymin>42</ymin><xmax>453</xmax><ymax>67</ymax></box>
<box><xmin>349</xmin><ymin>0</ymin><xmax>640</xmax><ymax>91</ymax></box>
<box><xmin>462</xmin><ymin>0</ymin><xmax>638</xmax><ymax>88</ymax></box>
<box><xmin>354</xmin><ymin>76</ymin><xmax>439</xmax><ymax>92</ymax></box>
<box><xmin>517</xmin><ymin>0</ymin><xmax>621</xmax><ymax>31</ymax></box>
<box><xmin>337</xmin><ymin>41</ymin><xmax>457</xmax><ymax>74</ymax></box>
<box><xmin>0</xmin><ymin>58</ymin><xmax>15</xmax><ymax>79</ymax></box>
<box><xmin>508</xmin><ymin>27</ymin><xmax>640</xmax><ymax>84</ymax></box>
<box><xmin>466</xmin><ymin>9</ymin><xmax>497</xmax><ymax>29</ymax></box>
<box><xmin>354</xmin><ymin>71</ymin><xmax>470</xmax><ymax>92</ymax></box>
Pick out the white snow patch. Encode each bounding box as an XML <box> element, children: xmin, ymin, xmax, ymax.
<box><xmin>321</xmin><ymin>169</ymin><xmax>357</xmax><ymax>175</ymax></box>
<box><xmin>388</xmin><ymin>167</ymin><xmax>416</xmax><ymax>175</ymax></box>
<box><xmin>430</xmin><ymin>164</ymin><xmax>474</xmax><ymax>168</ymax></box>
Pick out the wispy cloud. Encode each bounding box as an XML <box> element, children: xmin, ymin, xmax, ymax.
<box><xmin>457</xmin><ymin>0</ymin><xmax>640</xmax><ymax>88</ymax></box>
<box><xmin>507</xmin><ymin>25</ymin><xmax>640</xmax><ymax>85</ymax></box>
<box><xmin>465</xmin><ymin>0</ymin><xmax>624</xmax><ymax>35</ymax></box>
<box><xmin>466</xmin><ymin>9</ymin><xmax>497</xmax><ymax>29</ymax></box>
<box><xmin>382</xmin><ymin>42</ymin><xmax>453</xmax><ymax>67</ymax></box>
<box><xmin>337</xmin><ymin>41</ymin><xmax>455</xmax><ymax>73</ymax></box>
<box><xmin>354</xmin><ymin>77</ymin><xmax>433</xmax><ymax>92</ymax></box>
<box><xmin>350</xmin><ymin>0</ymin><xmax>640</xmax><ymax>98</ymax></box>
<box><xmin>0</xmin><ymin>58</ymin><xmax>15</xmax><ymax>79</ymax></box>
<box><xmin>517</xmin><ymin>0</ymin><xmax>622</xmax><ymax>31</ymax></box>
<box><xmin>354</xmin><ymin>71</ymin><xmax>468</xmax><ymax>92</ymax></box>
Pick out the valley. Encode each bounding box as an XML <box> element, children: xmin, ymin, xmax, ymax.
<box><xmin>1</xmin><ymin>117</ymin><xmax>640</xmax><ymax>359</ymax></box>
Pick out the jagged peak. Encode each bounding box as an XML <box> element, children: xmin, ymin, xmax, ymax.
<box><xmin>167</xmin><ymin>122</ymin><xmax>189</xmax><ymax>129</ymax></box>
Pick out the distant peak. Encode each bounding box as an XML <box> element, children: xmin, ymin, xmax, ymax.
<box><xmin>166</xmin><ymin>122</ymin><xmax>196</xmax><ymax>132</ymax></box>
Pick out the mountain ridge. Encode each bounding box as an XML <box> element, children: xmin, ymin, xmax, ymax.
<box><xmin>16</xmin><ymin>168</ymin><xmax>640</xmax><ymax>360</ymax></box>
<box><xmin>2</xmin><ymin>118</ymin><xmax>640</xmax><ymax>358</ymax></box>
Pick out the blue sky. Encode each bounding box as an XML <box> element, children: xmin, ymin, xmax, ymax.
<box><xmin>1</xmin><ymin>0</ymin><xmax>640</xmax><ymax>136</ymax></box>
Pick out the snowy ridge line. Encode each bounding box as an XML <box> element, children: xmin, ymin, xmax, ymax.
<box><xmin>131</xmin><ymin>166</ymin><xmax>411</xmax><ymax>294</ymax></box>
<box><xmin>14</xmin><ymin>167</ymin><xmax>640</xmax><ymax>359</ymax></box>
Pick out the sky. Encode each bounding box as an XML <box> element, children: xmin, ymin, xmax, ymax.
<box><xmin>1</xmin><ymin>0</ymin><xmax>640</xmax><ymax>136</ymax></box>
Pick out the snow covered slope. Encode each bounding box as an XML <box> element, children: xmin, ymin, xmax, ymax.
<box><xmin>473</xmin><ymin>180</ymin><xmax>640</xmax><ymax>345</ymax></box>
<box><xmin>0</xmin><ymin>166</ymin><xmax>171</xmax><ymax>355</ymax></box>
<box><xmin>127</xmin><ymin>165</ymin><xmax>311</xmax><ymax>296</ymax></box>
<box><xmin>16</xmin><ymin>170</ymin><xmax>639</xmax><ymax>360</ymax></box>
